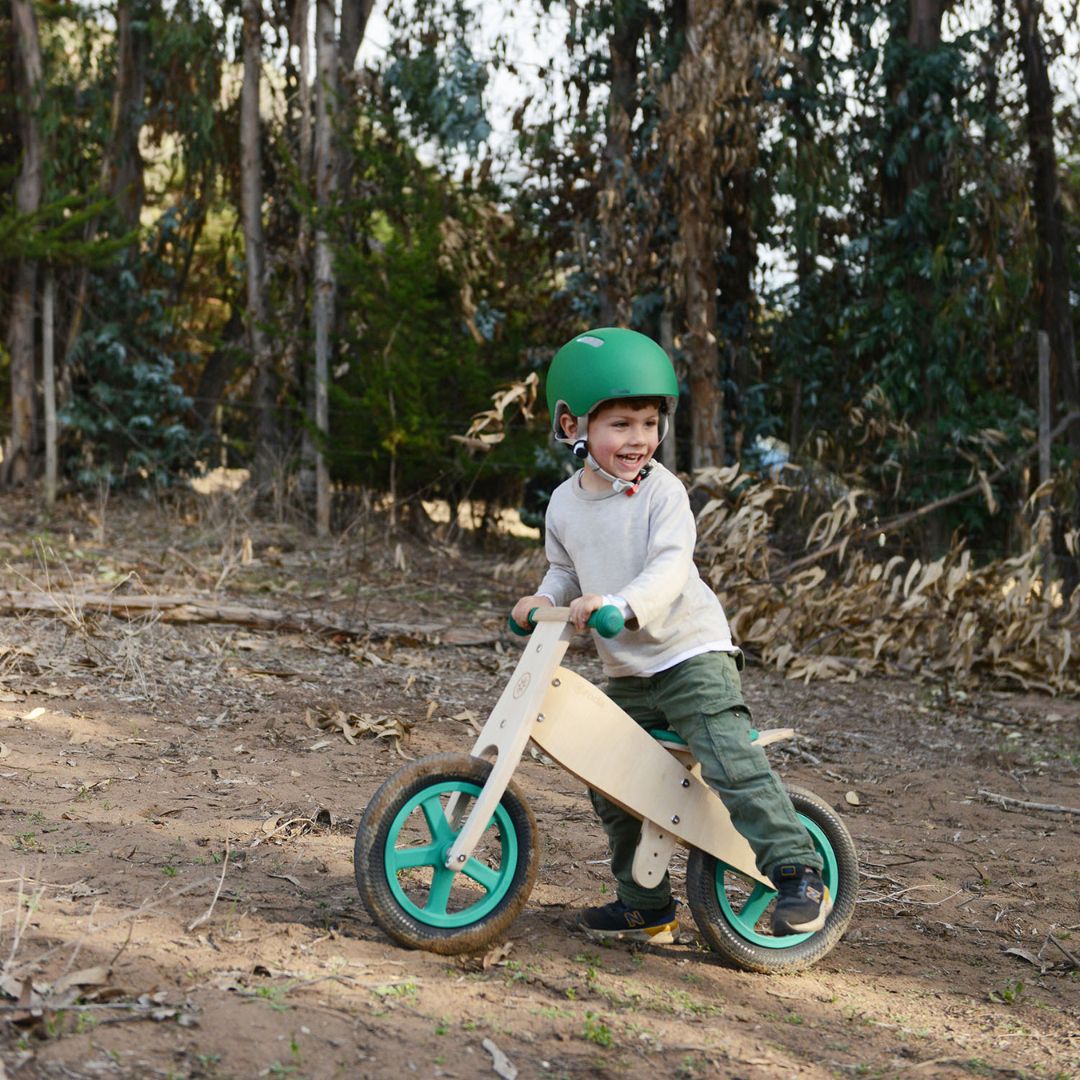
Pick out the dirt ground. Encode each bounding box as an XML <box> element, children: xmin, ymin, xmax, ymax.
<box><xmin>1</xmin><ymin>492</ymin><xmax>1078</xmax><ymax>1080</ymax></box>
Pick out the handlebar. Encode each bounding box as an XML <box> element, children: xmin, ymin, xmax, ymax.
<box><xmin>508</xmin><ymin>604</ymin><xmax>625</xmax><ymax>640</ymax></box>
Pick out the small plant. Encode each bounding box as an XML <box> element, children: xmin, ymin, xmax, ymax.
<box><xmin>162</xmin><ymin>864</ymin><xmax>178</xmax><ymax>877</ymax></box>
<box><xmin>373</xmin><ymin>980</ymin><xmax>418</xmax><ymax>1000</ymax></box>
<box><xmin>989</xmin><ymin>980</ymin><xmax>1025</xmax><ymax>1005</ymax></box>
<box><xmin>676</xmin><ymin>1057</ymin><xmax>707</xmax><ymax>1079</ymax></box>
<box><xmin>254</xmin><ymin>983</ymin><xmax>293</xmax><ymax>1013</ymax></box>
<box><xmin>582</xmin><ymin>1012</ymin><xmax>612</xmax><ymax>1048</ymax></box>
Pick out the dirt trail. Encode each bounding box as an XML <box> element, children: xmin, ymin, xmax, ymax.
<box><xmin>0</xmin><ymin>498</ymin><xmax>1077</xmax><ymax>1079</ymax></box>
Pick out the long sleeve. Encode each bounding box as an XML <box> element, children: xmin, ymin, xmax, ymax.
<box><xmin>537</xmin><ymin>518</ymin><xmax>580</xmax><ymax>605</ymax></box>
<box><xmin>618</xmin><ymin>483</ymin><xmax>696</xmax><ymax>629</ymax></box>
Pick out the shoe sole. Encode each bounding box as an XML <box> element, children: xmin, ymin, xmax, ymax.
<box><xmin>581</xmin><ymin>919</ymin><xmax>678</xmax><ymax>945</ymax></box>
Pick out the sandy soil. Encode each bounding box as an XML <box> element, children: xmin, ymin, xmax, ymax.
<box><xmin>0</xmin><ymin>495</ymin><xmax>1077</xmax><ymax>1080</ymax></box>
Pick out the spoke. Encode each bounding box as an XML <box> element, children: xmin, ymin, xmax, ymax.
<box><xmin>391</xmin><ymin>843</ymin><xmax>441</xmax><ymax>870</ymax></box>
<box><xmin>731</xmin><ymin>881</ymin><xmax>774</xmax><ymax>928</ymax></box>
<box><xmin>461</xmin><ymin>857</ymin><xmax>501</xmax><ymax>893</ymax></box>
<box><xmin>425</xmin><ymin>866</ymin><xmax>455</xmax><ymax>915</ymax></box>
<box><xmin>418</xmin><ymin>794</ymin><xmax>455</xmax><ymax>843</ymax></box>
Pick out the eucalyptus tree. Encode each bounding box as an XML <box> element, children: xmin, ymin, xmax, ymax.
<box><xmin>241</xmin><ymin>0</ymin><xmax>275</xmax><ymax>486</ymax></box>
<box><xmin>4</xmin><ymin>0</ymin><xmax>44</xmax><ymax>487</ymax></box>
<box><xmin>311</xmin><ymin>0</ymin><xmax>338</xmax><ymax>534</ymax></box>
<box><xmin>1016</xmin><ymin>0</ymin><xmax>1079</xmax><ymax>454</ymax></box>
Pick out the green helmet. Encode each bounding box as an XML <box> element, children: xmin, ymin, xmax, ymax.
<box><xmin>546</xmin><ymin>328</ymin><xmax>678</xmax><ymax>443</ymax></box>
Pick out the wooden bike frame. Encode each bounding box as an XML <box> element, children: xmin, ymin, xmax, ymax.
<box><xmin>444</xmin><ymin>609</ymin><xmax>781</xmax><ymax>889</ymax></box>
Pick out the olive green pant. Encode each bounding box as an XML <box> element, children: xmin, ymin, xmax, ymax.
<box><xmin>590</xmin><ymin>651</ymin><xmax>821</xmax><ymax>910</ymax></box>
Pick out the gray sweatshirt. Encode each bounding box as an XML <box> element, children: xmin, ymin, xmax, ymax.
<box><xmin>537</xmin><ymin>463</ymin><xmax>735</xmax><ymax>677</ymax></box>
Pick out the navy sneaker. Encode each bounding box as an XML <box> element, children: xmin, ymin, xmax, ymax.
<box><xmin>580</xmin><ymin>899</ymin><xmax>678</xmax><ymax>944</ymax></box>
<box><xmin>770</xmin><ymin>864</ymin><xmax>832</xmax><ymax>935</ymax></box>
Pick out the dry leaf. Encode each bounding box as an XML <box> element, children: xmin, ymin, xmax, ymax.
<box><xmin>845</xmin><ymin>791</ymin><xmax>861</xmax><ymax>806</ymax></box>
<box><xmin>481</xmin><ymin>941</ymin><xmax>513</xmax><ymax>970</ymax></box>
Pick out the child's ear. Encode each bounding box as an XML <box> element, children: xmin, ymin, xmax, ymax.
<box><xmin>559</xmin><ymin>412</ymin><xmax>579</xmax><ymax>439</ymax></box>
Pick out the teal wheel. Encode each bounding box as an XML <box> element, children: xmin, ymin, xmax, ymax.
<box><xmin>685</xmin><ymin>785</ymin><xmax>858</xmax><ymax>973</ymax></box>
<box><xmin>354</xmin><ymin>753</ymin><xmax>539</xmax><ymax>954</ymax></box>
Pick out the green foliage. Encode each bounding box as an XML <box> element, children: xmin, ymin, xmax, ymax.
<box><xmin>62</xmin><ymin>248</ymin><xmax>202</xmax><ymax>490</ymax></box>
<box><xmin>383</xmin><ymin>0</ymin><xmax>492</xmax><ymax>153</ymax></box>
<box><xmin>757</xmin><ymin>1</ymin><xmax>1046</xmax><ymax>549</ymax></box>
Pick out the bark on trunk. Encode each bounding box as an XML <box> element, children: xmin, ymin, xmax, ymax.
<box><xmin>1017</xmin><ymin>0</ymin><xmax>1080</xmax><ymax>454</ymax></box>
<box><xmin>107</xmin><ymin>0</ymin><xmax>150</xmax><ymax>230</ymax></box>
<box><xmin>4</xmin><ymin>0</ymin><xmax>44</xmax><ymax>487</ymax></box>
<box><xmin>597</xmin><ymin>2</ymin><xmax>647</xmax><ymax>325</ymax></box>
<box><xmin>667</xmin><ymin>0</ymin><xmax>725</xmax><ymax>470</ymax></box>
<box><xmin>242</xmin><ymin>0</ymin><xmax>277</xmax><ymax>486</ymax></box>
<box><xmin>43</xmin><ymin>270</ymin><xmax>57</xmax><ymax>505</ymax></box>
<box><xmin>313</xmin><ymin>0</ymin><xmax>339</xmax><ymax>535</ymax></box>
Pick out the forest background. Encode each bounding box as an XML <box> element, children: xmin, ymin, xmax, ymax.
<box><xmin>1</xmin><ymin>0</ymin><xmax>1079</xmax><ymax>692</ymax></box>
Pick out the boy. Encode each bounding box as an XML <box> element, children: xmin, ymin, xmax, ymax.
<box><xmin>512</xmin><ymin>327</ymin><xmax>830</xmax><ymax>943</ymax></box>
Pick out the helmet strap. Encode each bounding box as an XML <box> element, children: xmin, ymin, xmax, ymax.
<box><xmin>587</xmin><ymin>452</ymin><xmax>652</xmax><ymax>496</ymax></box>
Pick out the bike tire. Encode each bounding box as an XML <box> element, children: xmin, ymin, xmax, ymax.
<box><xmin>685</xmin><ymin>785</ymin><xmax>858</xmax><ymax>973</ymax></box>
<box><xmin>354</xmin><ymin>752</ymin><xmax>539</xmax><ymax>955</ymax></box>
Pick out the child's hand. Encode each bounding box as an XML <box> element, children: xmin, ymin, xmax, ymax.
<box><xmin>568</xmin><ymin>593</ymin><xmax>604</xmax><ymax>631</ymax></box>
<box><xmin>511</xmin><ymin>595</ymin><xmax>552</xmax><ymax>629</ymax></box>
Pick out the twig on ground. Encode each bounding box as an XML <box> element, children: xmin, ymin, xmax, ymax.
<box><xmin>977</xmin><ymin>789</ymin><xmax>1080</xmax><ymax>816</ymax></box>
<box><xmin>187</xmin><ymin>836</ymin><xmax>231</xmax><ymax>932</ymax></box>
<box><xmin>1041</xmin><ymin>931</ymin><xmax>1080</xmax><ymax>971</ymax></box>
<box><xmin>857</xmin><ymin>886</ymin><xmax>964</xmax><ymax>907</ymax></box>
<box><xmin>108</xmin><ymin>915</ymin><xmax>136</xmax><ymax>969</ymax></box>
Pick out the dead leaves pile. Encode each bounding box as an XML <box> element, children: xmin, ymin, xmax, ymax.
<box><xmin>693</xmin><ymin>466</ymin><xmax>1080</xmax><ymax>694</ymax></box>
<box><xmin>305</xmin><ymin>705</ymin><xmax>414</xmax><ymax>758</ymax></box>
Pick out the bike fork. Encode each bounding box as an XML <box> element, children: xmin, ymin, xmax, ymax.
<box><xmin>442</xmin><ymin>619</ymin><xmax>570</xmax><ymax>870</ymax></box>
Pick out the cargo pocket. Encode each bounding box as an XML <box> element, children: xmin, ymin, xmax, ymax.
<box><xmin>696</xmin><ymin>703</ymin><xmax>771</xmax><ymax>787</ymax></box>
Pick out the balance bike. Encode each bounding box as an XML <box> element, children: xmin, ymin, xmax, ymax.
<box><xmin>353</xmin><ymin>607</ymin><xmax>858</xmax><ymax>973</ymax></box>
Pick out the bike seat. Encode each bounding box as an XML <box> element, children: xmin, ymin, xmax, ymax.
<box><xmin>649</xmin><ymin>728</ymin><xmax>687</xmax><ymax>747</ymax></box>
<box><xmin>650</xmin><ymin>727</ymin><xmax>762</xmax><ymax>747</ymax></box>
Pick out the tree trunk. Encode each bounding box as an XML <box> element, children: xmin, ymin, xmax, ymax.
<box><xmin>4</xmin><ymin>0</ymin><xmax>44</xmax><ymax>487</ymax></box>
<box><xmin>107</xmin><ymin>0</ymin><xmax>150</xmax><ymax>230</ymax></box>
<box><xmin>242</xmin><ymin>0</ymin><xmax>277</xmax><ymax>488</ymax></box>
<box><xmin>1016</xmin><ymin>0</ymin><xmax>1080</xmax><ymax>455</ymax></box>
<box><xmin>338</xmin><ymin>0</ymin><xmax>373</xmax><ymax>73</ymax></box>
<box><xmin>664</xmin><ymin>0</ymin><xmax>728</xmax><ymax>470</ymax></box>
<box><xmin>288</xmin><ymin>0</ymin><xmax>316</xmax><ymax>489</ymax></box>
<box><xmin>313</xmin><ymin>0</ymin><xmax>338</xmax><ymax>535</ymax></box>
<box><xmin>43</xmin><ymin>270</ymin><xmax>57</xmax><ymax>505</ymax></box>
<box><xmin>684</xmin><ymin>234</ymin><xmax>723</xmax><ymax>470</ymax></box>
<box><xmin>880</xmin><ymin>0</ymin><xmax>948</xmax><ymax>550</ymax></box>
<box><xmin>717</xmin><ymin>169</ymin><xmax>756</xmax><ymax>464</ymax></box>
<box><xmin>597</xmin><ymin>1</ymin><xmax>647</xmax><ymax>325</ymax></box>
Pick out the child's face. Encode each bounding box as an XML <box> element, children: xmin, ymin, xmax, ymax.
<box><xmin>565</xmin><ymin>400</ymin><xmax>661</xmax><ymax>487</ymax></box>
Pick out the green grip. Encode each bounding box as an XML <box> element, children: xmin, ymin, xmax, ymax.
<box><xmin>506</xmin><ymin>605</ymin><xmax>624</xmax><ymax>638</ymax></box>
<box><xmin>588</xmin><ymin>605</ymin><xmax>625</xmax><ymax>638</ymax></box>
<box><xmin>507</xmin><ymin>609</ymin><xmax>536</xmax><ymax>637</ymax></box>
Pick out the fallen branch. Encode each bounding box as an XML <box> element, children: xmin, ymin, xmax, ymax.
<box><xmin>0</xmin><ymin>589</ymin><xmax>454</xmax><ymax>643</ymax></box>
<box><xmin>977</xmin><ymin>789</ymin><xmax>1080</xmax><ymax>816</ymax></box>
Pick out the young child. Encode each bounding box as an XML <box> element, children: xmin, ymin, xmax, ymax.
<box><xmin>512</xmin><ymin>327</ymin><xmax>830</xmax><ymax>943</ymax></box>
